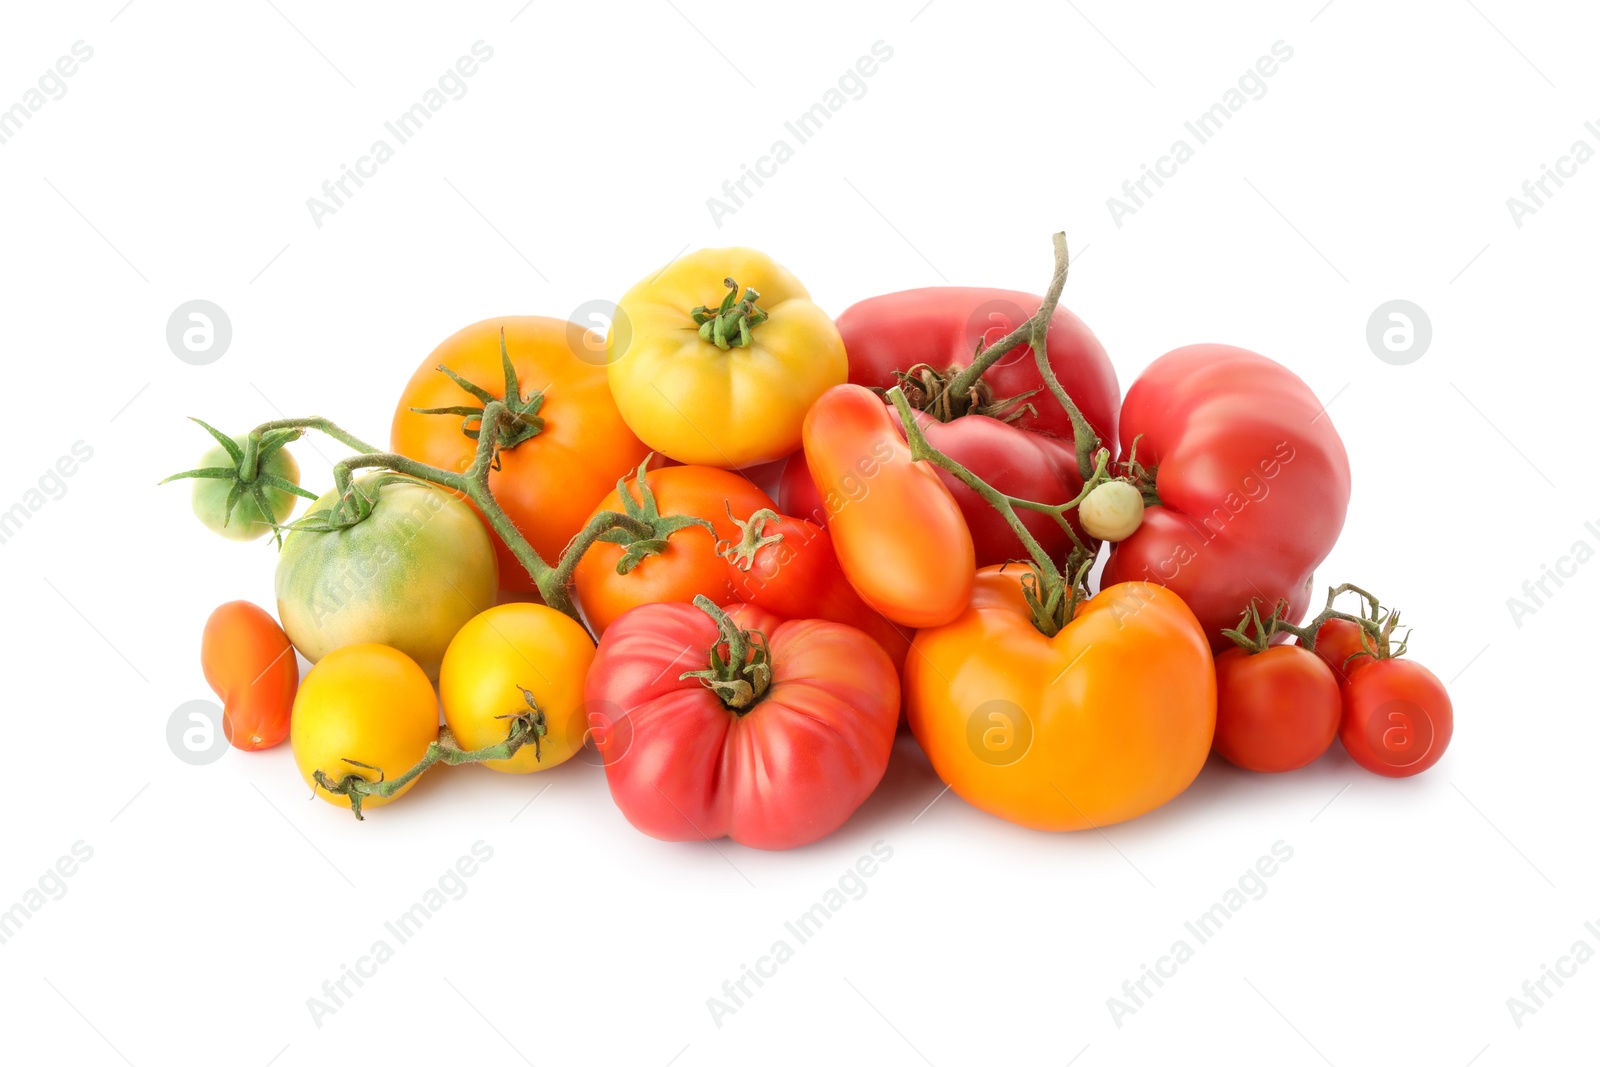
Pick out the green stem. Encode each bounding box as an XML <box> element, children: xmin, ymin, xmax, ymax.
<box><xmin>680</xmin><ymin>594</ymin><xmax>772</xmax><ymax>711</ymax></box>
<box><xmin>889</xmin><ymin>387</ymin><xmax>1059</xmax><ymax>582</ymax></box>
<box><xmin>248</xmin><ymin>417</ymin><xmax>382</xmax><ymax>456</ymax></box>
<box><xmin>941</xmin><ymin>233</ymin><xmax>1102</xmax><ymax>480</ymax></box>
<box><xmin>314</xmin><ymin>698</ymin><xmax>547</xmax><ymax>820</ymax></box>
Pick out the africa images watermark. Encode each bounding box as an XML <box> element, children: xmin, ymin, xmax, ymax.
<box><xmin>305</xmin><ymin>41</ymin><xmax>495</xmax><ymax>228</ymax></box>
<box><xmin>1504</xmin><ymin>518</ymin><xmax>1600</xmax><ymax>628</ymax></box>
<box><xmin>706</xmin><ymin>41</ymin><xmax>895</xmax><ymax>228</ymax></box>
<box><xmin>1107</xmin><ymin>40</ymin><xmax>1295</xmax><ymax>228</ymax></box>
<box><xmin>1106</xmin><ymin>840</ymin><xmax>1295</xmax><ymax>1028</ymax></box>
<box><xmin>706</xmin><ymin>840</ymin><xmax>895</xmax><ymax>1028</ymax></box>
<box><xmin>0</xmin><ymin>841</ymin><xmax>94</xmax><ymax>947</ymax></box>
<box><xmin>1505</xmin><ymin>119</ymin><xmax>1600</xmax><ymax>229</ymax></box>
<box><xmin>0</xmin><ymin>441</ymin><xmax>95</xmax><ymax>548</ymax></box>
<box><xmin>305</xmin><ymin>841</ymin><xmax>494</xmax><ymax>1027</ymax></box>
<box><xmin>1505</xmin><ymin>918</ymin><xmax>1600</xmax><ymax>1029</ymax></box>
<box><xmin>0</xmin><ymin>40</ymin><xmax>94</xmax><ymax>148</ymax></box>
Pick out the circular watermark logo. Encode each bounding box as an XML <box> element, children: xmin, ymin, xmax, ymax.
<box><xmin>964</xmin><ymin>297</ymin><xmax>1032</xmax><ymax>369</ymax></box>
<box><xmin>167</xmin><ymin>699</ymin><xmax>229</xmax><ymax>765</ymax></box>
<box><xmin>166</xmin><ymin>300</ymin><xmax>232</xmax><ymax>365</ymax></box>
<box><xmin>566</xmin><ymin>300</ymin><xmax>630</xmax><ymax>367</ymax></box>
<box><xmin>1365</xmin><ymin>300</ymin><xmax>1430</xmax><ymax>365</ymax></box>
<box><xmin>965</xmin><ymin>698</ymin><xmax>1033</xmax><ymax>767</ymax></box>
<box><xmin>569</xmin><ymin>699</ymin><xmax>633</xmax><ymax>767</ymax></box>
<box><xmin>1363</xmin><ymin>698</ymin><xmax>1436</xmax><ymax>771</ymax></box>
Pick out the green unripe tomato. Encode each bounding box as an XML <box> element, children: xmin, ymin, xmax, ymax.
<box><xmin>192</xmin><ymin>437</ymin><xmax>302</xmax><ymax>541</ymax></box>
<box><xmin>1079</xmin><ymin>480</ymin><xmax>1145</xmax><ymax>543</ymax></box>
<box><xmin>275</xmin><ymin>474</ymin><xmax>498</xmax><ymax>679</ymax></box>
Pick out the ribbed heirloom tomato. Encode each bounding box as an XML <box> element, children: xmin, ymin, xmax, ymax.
<box><xmin>391</xmin><ymin>316</ymin><xmax>650</xmax><ymax>591</ymax></box>
<box><xmin>783</xmin><ymin>286</ymin><xmax>1119</xmax><ymax>567</ymax></box>
<box><xmin>607</xmin><ymin>248</ymin><xmax>847</xmax><ymax>469</ymax></box>
<box><xmin>1102</xmin><ymin>345</ymin><xmax>1351</xmax><ymax>647</ymax></box>
<box><xmin>586</xmin><ymin>599</ymin><xmax>899</xmax><ymax>850</ymax></box>
<box><xmin>905</xmin><ymin>568</ymin><xmax>1215</xmax><ymax>831</ymax></box>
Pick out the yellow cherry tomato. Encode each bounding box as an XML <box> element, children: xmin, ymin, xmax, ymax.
<box><xmin>607</xmin><ymin>247</ymin><xmax>847</xmax><ymax>468</ymax></box>
<box><xmin>291</xmin><ymin>644</ymin><xmax>440</xmax><ymax>810</ymax></box>
<box><xmin>438</xmin><ymin>604</ymin><xmax>596</xmax><ymax>773</ymax></box>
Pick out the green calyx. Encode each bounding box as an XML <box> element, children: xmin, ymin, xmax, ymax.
<box><xmin>679</xmin><ymin>594</ymin><xmax>772</xmax><ymax>711</ymax></box>
<box><xmin>690</xmin><ymin>278</ymin><xmax>769</xmax><ymax>350</ymax></box>
<box><xmin>595</xmin><ymin>457</ymin><xmax>716</xmax><ymax>574</ymax></box>
<box><xmin>411</xmin><ymin>327</ymin><xmax>546</xmax><ymax>454</ymax></box>
<box><xmin>160</xmin><ymin>417</ymin><xmax>318</xmax><ymax>546</ymax></box>
<box><xmin>716</xmin><ymin>507</ymin><xmax>784</xmax><ymax>571</ymax></box>
<box><xmin>284</xmin><ymin>471</ymin><xmax>420</xmax><ymax>535</ymax></box>
<box><xmin>1222</xmin><ymin>584</ymin><xmax>1411</xmax><ymax>661</ymax></box>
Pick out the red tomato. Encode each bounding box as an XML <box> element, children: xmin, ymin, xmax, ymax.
<box><xmin>1102</xmin><ymin>345</ymin><xmax>1351</xmax><ymax>649</ymax></box>
<box><xmin>790</xmin><ymin>287</ymin><xmax>1120</xmax><ymax>567</ymax></box>
<box><xmin>572</xmin><ymin>465</ymin><xmax>775</xmax><ymax>636</ymax></box>
<box><xmin>724</xmin><ymin>509</ymin><xmax>912</xmax><ymax>670</ymax></box>
<box><xmin>801</xmin><ymin>384</ymin><xmax>974</xmax><ymax>629</ymax></box>
<box><xmin>200</xmin><ymin>601</ymin><xmax>299</xmax><ymax>751</ymax></box>
<box><xmin>586</xmin><ymin>601</ymin><xmax>900</xmax><ymax>850</ymax></box>
<box><xmin>1339</xmin><ymin>659</ymin><xmax>1453</xmax><ymax>778</ymax></box>
<box><xmin>1302</xmin><ymin>617</ymin><xmax>1373</xmax><ymax>682</ymax></box>
<box><xmin>1213</xmin><ymin>645</ymin><xmax>1340</xmax><ymax>772</ymax></box>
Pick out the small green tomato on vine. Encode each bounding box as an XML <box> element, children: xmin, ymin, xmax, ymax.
<box><xmin>1078</xmin><ymin>480</ymin><xmax>1145</xmax><ymax>542</ymax></box>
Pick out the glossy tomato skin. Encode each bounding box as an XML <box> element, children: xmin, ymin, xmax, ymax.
<box><xmin>1339</xmin><ymin>659</ymin><xmax>1453</xmax><ymax>778</ymax></box>
<box><xmin>801</xmin><ymin>384</ymin><xmax>974</xmax><ymax>629</ymax></box>
<box><xmin>275</xmin><ymin>474</ymin><xmax>497</xmax><ymax>679</ymax></box>
<box><xmin>724</xmin><ymin>511</ymin><xmax>912</xmax><ymax>670</ymax></box>
<box><xmin>438</xmin><ymin>604</ymin><xmax>596</xmax><ymax>773</ymax></box>
<box><xmin>834</xmin><ymin>288</ymin><xmax>1120</xmax><ymax>566</ymax></box>
<box><xmin>572</xmin><ymin>466</ymin><xmax>776</xmax><ymax>637</ymax></box>
<box><xmin>608</xmin><ymin>248</ymin><xmax>847</xmax><ymax>468</ymax></box>
<box><xmin>587</xmin><ymin>602</ymin><xmax>900</xmax><ymax>850</ymax></box>
<box><xmin>1102</xmin><ymin>345</ymin><xmax>1351</xmax><ymax>649</ymax></box>
<box><xmin>201</xmin><ymin>601</ymin><xmax>299</xmax><ymax>751</ymax></box>
<box><xmin>905</xmin><ymin>569</ymin><xmax>1215</xmax><ymax>831</ymax></box>
<box><xmin>291</xmin><ymin>644</ymin><xmax>439</xmax><ymax>810</ymax></box>
<box><xmin>1213</xmin><ymin>646</ymin><xmax>1340</xmax><ymax>773</ymax></box>
<box><xmin>391</xmin><ymin>316</ymin><xmax>651</xmax><ymax>592</ymax></box>
<box><xmin>1302</xmin><ymin>617</ymin><xmax>1372</xmax><ymax>683</ymax></box>
<box><xmin>191</xmin><ymin>437</ymin><xmax>302</xmax><ymax>542</ymax></box>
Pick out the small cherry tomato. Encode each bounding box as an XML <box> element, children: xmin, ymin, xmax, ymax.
<box><xmin>1213</xmin><ymin>645</ymin><xmax>1340</xmax><ymax>772</ymax></box>
<box><xmin>438</xmin><ymin>604</ymin><xmax>596</xmax><ymax>773</ymax></box>
<box><xmin>1339</xmin><ymin>659</ymin><xmax>1453</xmax><ymax>778</ymax></box>
<box><xmin>1304</xmin><ymin>617</ymin><xmax>1374</xmax><ymax>683</ymax></box>
<box><xmin>200</xmin><ymin>601</ymin><xmax>299</xmax><ymax>751</ymax></box>
<box><xmin>291</xmin><ymin>644</ymin><xmax>440</xmax><ymax>810</ymax></box>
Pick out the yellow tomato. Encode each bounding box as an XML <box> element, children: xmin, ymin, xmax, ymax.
<box><xmin>607</xmin><ymin>247</ymin><xmax>846</xmax><ymax>468</ymax></box>
<box><xmin>291</xmin><ymin>644</ymin><xmax>440</xmax><ymax>810</ymax></box>
<box><xmin>438</xmin><ymin>604</ymin><xmax>596</xmax><ymax>773</ymax></box>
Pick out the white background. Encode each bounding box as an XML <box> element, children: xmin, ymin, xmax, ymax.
<box><xmin>0</xmin><ymin>1</ymin><xmax>1593</xmax><ymax>1064</ymax></box>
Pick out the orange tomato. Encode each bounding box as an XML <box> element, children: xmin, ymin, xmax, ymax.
<box><xmin>572</xmin><ymin>465</ymin><xmax>777</xmax><ymax>636</ymax></box>
<box><xmin>905</xmin><ymin>568</ymin><xmax>1215</xmax><ymax>831</ymax></box>
<box><xmin>801</xmin><ymin>384</ymin><xmax>974</xmax><ymax>628</ymax></box>
<box><xmin>200</xmin><ymin>601</ymin><xmax>299</xmax><ymax>751</ymax></box>
<box><xmin>390</xmin><ymin>316</ymin><xmax>651</xmax><ymax>592</ymax></box>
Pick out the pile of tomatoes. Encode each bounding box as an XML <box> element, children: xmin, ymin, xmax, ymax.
<box><xmin>173</xmin><ymin>237</ymin><xmax>1453</xmax><ymax>847</ymax></box>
